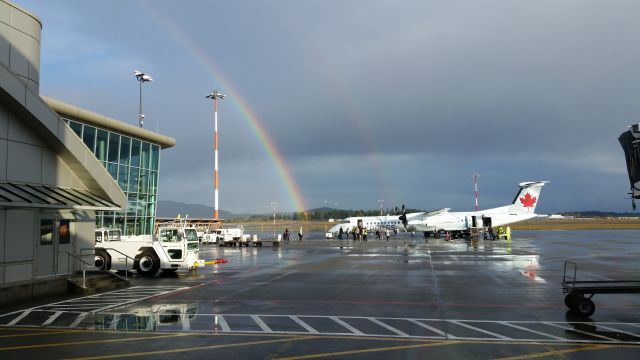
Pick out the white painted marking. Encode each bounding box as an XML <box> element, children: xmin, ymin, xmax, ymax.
<box><xmin>407</xmin><ymin>319</ymin><xmax>450</xmax><ymax>338</ymax></box>
<box><xmin>69</xmin><ymin>312</ymin><xmax>88</xmax><ymax>328</ymax></box>
<box><xmin>92</xmin><ymin>287</ymin><xmax>189</xmax><ymax>313</ymax></box>
<box><xmin>596</xmin><ymin>324</ymin><xmax>640</xmax><ymax>339</ymax></box>
<box><xmin>544</xmin><ymin>322</ymin><xmax>617</xmax><ymax>342</ymax></box>
<box><xmin>216</xmin><ymin>315</ymin><xmax>231</xmax><ymax>332</ymax></box>
<box><xmin>7</xmin><ymin>310</ymin><xmax>31</xmax><ymax>326</ymax></box>
<box><xmin>449</xmin><ymin>320</ymin><xmax>512</xmax><ymax>340</ymax></box>
<box><xmin>500</xmin><ymin>321</ymin><xmax>567</xmax><ymax>341</ymax></box>
<box><xmin>290</xmin><ymin>316</ymin><xmax>319</xmax><ymax>334</ymax></box>
<box><xmin>368</xmin><ymin>318</ymin><xmax>409</xmax><ymax>337</ymax></box>
<box><xmin>41</xmin><ymin>311</ymin><xmax>64</xmax><ymax>326</ymax></box>
<box><xmin>330</xmin><ymin>317</ymin><xmax>364</xmax><ymax>335</ymax></box>
<box><xmin>251</xmin><ymin>315</ymin><xmax>272</xmax><ymax>333</ymax></box>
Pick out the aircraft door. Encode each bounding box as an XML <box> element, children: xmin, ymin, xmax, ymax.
<box><xmin>482</xmin><ymin>216</ymin><xmax>492</xmax><ymax>227</ymax></box>
<box><xmin>357</xmin><ymin>219</ymin><xmax>363</xmax><ymax>229</ymax></box>
<box><xmin>471</xmin><ymin>216</ymin><xmax>477</xmax><ymax>228</ymax></box>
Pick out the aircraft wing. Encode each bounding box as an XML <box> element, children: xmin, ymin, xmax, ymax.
<box><xmin>426</xmin><ymin>208</ymin><xmax>451</xmax><ymax>216</ymax></box>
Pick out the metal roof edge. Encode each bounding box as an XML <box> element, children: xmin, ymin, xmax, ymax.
<box><xmin>41</xmin><ymin>96</ymin><xmax>176</xmax><ymax>149</ymax></box>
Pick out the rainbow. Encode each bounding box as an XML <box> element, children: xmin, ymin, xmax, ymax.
<box><xmin>142</xmin><ymin>3</ymin><xmax>306</xmax><ymax>213</ymax></box>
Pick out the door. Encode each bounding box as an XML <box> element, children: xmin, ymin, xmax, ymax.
<box><xmin>36</xmin><ymin>218</ymin><xmax>55</xmax><ymax>277</ymax></box>
<box><xmin>56</xmin><ymin>219</ymin><xmax>73</xmax><ymax>274</ymax></box>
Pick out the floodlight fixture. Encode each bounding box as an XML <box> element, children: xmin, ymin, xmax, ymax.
<box><xmin>134</xmin><ymin>70</ymin><xmax>153</xmax><ymax>127</ymax></box>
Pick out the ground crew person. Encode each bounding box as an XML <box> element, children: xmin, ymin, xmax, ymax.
<box><xmin>363</xmin><ymin>228</ymin><xmax>368</xmax><ymax>241</ymax></box>
<box><xmin>506</xmin><ymin>226</ymin><xmax>511</xmax><ymax>241</ymax></box>
<box><xmin>497</xmin><ymin>226</ymin><xmax>504</xmax><ymax>239</ymax></box>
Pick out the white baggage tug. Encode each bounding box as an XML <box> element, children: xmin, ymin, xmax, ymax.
<box><xmin>94</xmin><ymin>221</ymin><xmax>204</xmax><ymax>276</ymax></box>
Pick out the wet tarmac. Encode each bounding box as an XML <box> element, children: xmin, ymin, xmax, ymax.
<box><xmin>2</xmin><ymin>229</ymin><xmax>640</xmax><ymax>358</ymax></box>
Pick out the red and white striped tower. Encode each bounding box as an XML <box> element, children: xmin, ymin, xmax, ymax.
<box><xmin>473</xmin><ymin>173</ymin><xmax>479</xmax><ymax>211</ymax></box>
<box><xmin>206</xmin><ymin>91</ymin><xmax>226</xmax><ymax>219</ymax></box>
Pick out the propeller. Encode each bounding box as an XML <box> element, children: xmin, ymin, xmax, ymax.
<box><xmin>397</xmin><ymin>204</ymin><xmax>408</xmax><ymax>229</ymax></box>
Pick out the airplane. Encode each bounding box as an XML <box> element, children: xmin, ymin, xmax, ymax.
<box><xmin>328</xmin><ymin>181</ymin><xmax>547</xmax><ymax>238</ymax></box>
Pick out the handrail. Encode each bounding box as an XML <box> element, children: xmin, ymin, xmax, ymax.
<box><xmin>81</xmin><ymin>246</ymin><xmax>135</xmax><ymax>280</ymax></box>
<box><xmin>62</xmin><ymin>250</ymin><xmax>93</xmax><ymax>288</ymax></box>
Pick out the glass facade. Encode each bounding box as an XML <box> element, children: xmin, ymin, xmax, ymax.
<box><xmin>65</xmin><ymin>118</ymin><xmax>161</xmax><ymax>235</ymax></box>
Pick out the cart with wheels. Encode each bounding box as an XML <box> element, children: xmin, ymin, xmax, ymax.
<box><xmin>562</xmin><ymin>261</ymin><xmax>640</xmax><ymax>317</ymax></box>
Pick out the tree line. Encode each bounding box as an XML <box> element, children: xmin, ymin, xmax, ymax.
<box><xmin>236</xmin><ymin>208</ymin><xmax>424</xmax><ymax>222</ymax></box>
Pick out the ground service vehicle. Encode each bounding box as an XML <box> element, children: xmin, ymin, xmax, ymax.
<box><xmin>94</xmin><ymin>226</ymin><xmax>204</xmax><ymax>276</ymax></box>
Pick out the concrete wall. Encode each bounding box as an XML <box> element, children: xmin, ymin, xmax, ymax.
<box><xmin>0</xmin><ymin>0</ymin><xmax>41</xmax><ymax>94</ymax></box>
<box><xmin>0</xmin><ymin>102</ymin><xmax>84</xmax><ymax>187</ymax></box>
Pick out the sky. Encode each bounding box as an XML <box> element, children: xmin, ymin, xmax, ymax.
<box><xmin>14</xmin><ymin>0</ymin><xmax>640</xmax><ymax>214</ymax></box>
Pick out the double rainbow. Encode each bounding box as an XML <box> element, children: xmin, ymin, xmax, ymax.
<box><xmin>143</xmin><ymin>3</ymin><xmax>306</xmax><ymax>213</ymax></box>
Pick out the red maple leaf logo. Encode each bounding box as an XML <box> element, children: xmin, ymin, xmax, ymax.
<box><xmin>519</xmin><ymin>193</ymin><xmax>537</xmax><ymax>207</ymax></box>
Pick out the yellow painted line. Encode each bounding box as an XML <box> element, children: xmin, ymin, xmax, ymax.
<box><xmin>494</xmin><ymin>344</ymin><xmax>615</xmax><ymax>360</ymax></box>
<box><xmin>64</xmin><ymin>335</ymin><xmax>316</xmax><ymax>360</ymax></box>
<box><xmin>274</xmin><ymin>340</ymin><xmax>456</xmax><ymax>360</ymax></box>
<box><xmin>0</xmin><ymin>333</ymin><xmax>192</xmax><ymax>351</ymax></box>
<box><xmin>0</xmin><ymin>330</ymin><xmax>82</xmax><ymax>338</ymax></box>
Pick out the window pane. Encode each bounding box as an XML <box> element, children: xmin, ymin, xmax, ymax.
<box><xmin>96</xmin><ymin>129</ymin><xmax>108</xmax><ymax>161</ymax></box>
<box><xmin>108</xmin><ymin>133</ymin><xmax>120</xmax><ymax>163</ymax></box>
<box><xmin>150</xmin><ymin>145</ymin><xmax>160</xmax><ymax>171</ymax></box>
<box><xmin>69</xmin><ymin>121</ymin><xmax>83</xmax><ymax>137</ymax></box>
<box><xmin>147</xmin><ymin>195</ymin><xmax>156</xmax><ymax>218</ymax></box>
<box><xmin>128</xmin><ymin>167</ymin><xmax>139</xmax><ymax>193</ymax></box>
<box><xmin>107</xmin><ymin>162</ymin><xmax>118</xmax><ymax>181</ymax></box>
<box><xmin>103</xmin><ymin>215</ymin><xmax>114</xmax><ymax>228</ymax></box>
<box><xmin>130</xmin><ymin>140</ymin><xmax>141</xmax><ymax>168</ymax></box>
<box><xmin>149</xmin><ymin>171</ymin><xmax>158</xmax><ymax>194</ymax></box>
<box><xmin>139</xmin><ymin>169</ymin><xmax>149</xmax><ymax>194</ymax></box>
<box><xmin>141</xmin><ymin>142</ymin><xmax>150</xmax><ymax>169</ymax></box>
<box><xmin>59</xmin><ymin>219</ymin><xmax>71</xmax><ymax>244</ymax></box>
<box><xmin>40</xmin><ymin>219</ymin><xmax>53</xmax><ymax>245</ymax></box>
<box><xmin>82</xmin><ymin>126</ymin><xmax>96</xmax><ymax>151</ymax></box>
<box><xmin>138</xmin><ymin>194</ymin><xmax>147</xmax><ymax>217</ymax></box>
<box><xmin>136</xmin><ymin>218</ymin><xmax>146</xmax><ymax>236</ymax></box>
<box><xmin>119</xmin><ymin>136</ymin><xmax>130</xmax><ymax>166</ymax></box>
<box><xmin>115</xmin><ymin>212</ymin><xmax>125</xmax><ymax>234</ymax></box>
<box><xmin>127</xmin><ymin>194</ymin><xmax>137</xmax><ymax>216</ymax></box>
<box><xmin>118</xmin><ymin>165</ymin><xmax>129</xmax><ymax>191</ymax></box>
<box><xmin>124</xmin><ymin>219</ymin><xmax>134</xmax><ymax>236</ymax></box>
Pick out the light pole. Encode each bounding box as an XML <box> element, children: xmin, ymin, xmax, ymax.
<box><xmin>377</xmin><ymin>200</ymin><xmax>384</xmax><ymax>216</ymax></box>
<box><xmin>473</xmin><ymin>173</ymin><xmax>480</xmax><ymax>211</ymax></box>
<box><xmin>270</xmin><ymin>202</ymin><xmax>277</xmax><ymax>239</ymax></box>
<box><xmin>133</xmin><ymin>70</ymin><xmax>153</xmax><ymax>127</ymax></box>
<box><xmin>206</xmin><ymin>90</ymin><xmax>226</xmax><ymax>220</ymax></box>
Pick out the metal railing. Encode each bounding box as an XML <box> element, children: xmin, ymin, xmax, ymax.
<box><xmin>80</xmin><ymin>247</ymin><xmax>135</xmax><ymax>280</ymax></box>
<box><xmin>62</xmin><ymin>251</ymin><xmax>94</xmax><ymax>288</ymax></box>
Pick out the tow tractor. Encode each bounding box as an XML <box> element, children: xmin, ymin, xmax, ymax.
<box><xmin>94</xmin><ymin>224</ymin><xmax>204</xmax><ymax>276</ymax></box>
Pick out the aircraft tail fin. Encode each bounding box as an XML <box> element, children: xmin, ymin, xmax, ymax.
<box><xmin>508</xmin><ymin>181</ymin><xmax>548</xmax><ymax>214</ymax></box>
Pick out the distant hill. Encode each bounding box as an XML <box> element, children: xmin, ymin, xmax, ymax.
<box><xmin>156</xmin><ymin>200</ymin><xmax>241</xmax><ymax>219</ymax></box>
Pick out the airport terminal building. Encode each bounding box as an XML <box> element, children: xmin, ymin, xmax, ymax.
<box><xmin>0</xmin><ymin>0</ymin><xmax>175</xmax><ymax>302</ymax></box>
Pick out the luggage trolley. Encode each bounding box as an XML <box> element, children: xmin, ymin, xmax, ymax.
<box><xmin>562</xmin><ymin>261</ymin><xmax>640</xmax><ymax>317</ymax></box>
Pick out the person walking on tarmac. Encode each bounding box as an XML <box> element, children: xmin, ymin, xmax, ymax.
<box><xmin>338</xmin><ymin>226</ymin><xmax>343</xmax><ymax>240</ymax></box>
<box><xmin>352</xmin><ymin>227</ymin><xmax>357</xmax><ymax>240</ymax></box>
<box><xmin>363</xmin><ymin>228</ymin><xmax>368</xmax><ymax>242</ymax></box>
<box><xmin>488</xmin><ymin>226</ymin><xmax>495</xmax><ymax>240</ymax></box>
<box><xmin>298</xmin><ymin>227</ymin><xmax>303</xmax><ymax>241</ymax></box>
<box><xmin>498</xmin><ymin>226</ymin><xmax>504</xmax><ymax>240</ymax></box>
<box><xmin>283</xmin><ymin>228</ymin><xmax>290</xmax><ymax>241</ymax></box>
<box><xmin>506</xmin><ymin>226</ymin><xmax>511</xmax><ymax>241</ymax></box>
